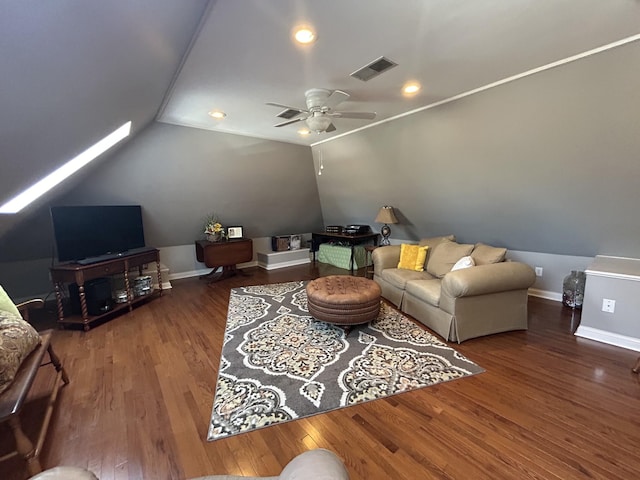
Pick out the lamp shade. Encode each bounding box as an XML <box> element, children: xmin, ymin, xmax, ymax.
<box><xmin>374</xmin><ymin>206</ymin><xmax>398</xmax><ymax>224</ymax></box>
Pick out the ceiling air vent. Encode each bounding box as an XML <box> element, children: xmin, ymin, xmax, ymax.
<box><xmin>276</xmin><ymin>109</ymin><xmax>303</xmax><ymax>119</ymax></box>
<box><xmin>350</xmin><ymin>56</ymin><xmax>398</xmax><ymax>82</ymax></box>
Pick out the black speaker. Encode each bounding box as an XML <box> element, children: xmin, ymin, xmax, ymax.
<box><xmin>69</xmin><ymin>278</ymin><xmax>114</xmax><ymax>316</ymax></box>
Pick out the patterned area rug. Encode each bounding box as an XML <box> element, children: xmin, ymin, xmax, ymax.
<box><xmin>208</xmin><ymin>281</ymin><xmax>484</xmax><ymax>441</ymax></box>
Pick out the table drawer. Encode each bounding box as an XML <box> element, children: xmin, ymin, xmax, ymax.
<box><xmin>82</xmin><ymin>260</ymin><xmax>126</xmax><ymax>278</ymax></box>
<box><xmin>126</xmin><ymin>250</ymin><xmax>158</xmax><ymax>266</ymax></box>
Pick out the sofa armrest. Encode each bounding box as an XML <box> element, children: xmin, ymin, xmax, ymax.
<box><xmin>372</xmin><ymin>245</ymin><xmax>401</xmax><ymax>276</ymax></box>
<box><xmin>441</xmin><ymin>262</ymin><xmax>536</xmax><ymax>298</ymax></box>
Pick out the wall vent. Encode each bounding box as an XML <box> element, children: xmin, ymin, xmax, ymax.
<box><xmin>276</xmin><ymin>108</ymin><xmax>303</xmax><ymax>119</ymax></box>
<box><xmin>350</xmin><ymin>56</ymin><xmax>398</xmax><ymax>81</ymax></box>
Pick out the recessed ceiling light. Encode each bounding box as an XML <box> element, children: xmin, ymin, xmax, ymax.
<box><xmin>293</xmin><ymin>26</ymin><xmax>316</xmax><ymax>45</ymax></box>
<box><xmin>208</xmin><ymin>110</ymin><xmax>226</xmax><ymax>119</ymax></box>
<box><xmin>298</xmin><ymin>128</ymin><xmax>310</xmax><ymax>135</ymax></box>
<box><xmin>403</xmin><ymin>83</ymin><xmax>421</xmax><ymax>95</ymax></box>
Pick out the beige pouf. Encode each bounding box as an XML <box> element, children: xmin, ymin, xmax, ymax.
<box><xmin>306</xmin><ymin>275</ymin><xmax>381</xmax><ymax>332</ymax></box>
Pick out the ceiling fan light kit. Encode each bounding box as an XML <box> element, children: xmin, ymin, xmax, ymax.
<box><xmin>306</xmin><ymin>114</ymin><xmax>332</xmax><ymax>133</ymax></box>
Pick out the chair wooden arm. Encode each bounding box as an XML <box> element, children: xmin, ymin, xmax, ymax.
<box><xmin>0</xmin><ymin>330</ymin><xmax>70</xmax><ymax>476</ymax></box>
<box><xmin>16</xmin><ymin>298</ymin><xmax>44</xmax><ymax>323</ymax></box>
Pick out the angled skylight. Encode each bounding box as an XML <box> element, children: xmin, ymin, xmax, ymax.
<box><xmin>0</xmin><ymin>121</ymin><xmax>131</xmax><ymax>214</ymax></box>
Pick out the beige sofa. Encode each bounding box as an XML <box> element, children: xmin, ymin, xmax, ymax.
<box><xmin>372</xmin><ymin>235</ymin><xmax>536</xmax><ymax>343</ymax></box>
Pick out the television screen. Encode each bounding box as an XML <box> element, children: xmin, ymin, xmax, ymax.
<box><xmin>51</xmin><ymin>205</ymin><xmax>146</xmax><ymax>262</ymax></box>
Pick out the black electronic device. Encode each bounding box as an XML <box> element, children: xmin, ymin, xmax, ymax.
<box><xmin>344</xmin><ymin>224</ymin><xmax>372</xmax><ymax>235</ymax></box>
<box><xmin>325</xmin><ymin>225</ymin><xmax>343</xmax><ymax>234</ymax></box>
<box><xmin>69</xmin><ymin>277</ymin><xmax>114</xmax><ymax>316</ymax></box>
<box><xmin>51</xmin><ymin>205</ymin><xmax>146</xmax><ymax>263</ymax></box>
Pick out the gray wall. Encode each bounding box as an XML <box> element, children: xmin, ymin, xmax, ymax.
<box><xmin>0</xmin><ymin>123</ymin><xmax>322</xmax><ymax>298</ymax></box>
<box><xmin>3</xmin><ymin>39</ymin><xmax>639</xmax><ymax>301</ymax></box>
<box><xmin>314</xmin><ymin>40</ymin><xmax>640</xmax><ymax>258</ymax></box>
<box><xmin>0</xmin><ymin>0</ymin><xmax>209</xmax><ymax>240</ymax></box>
<box><xmin>56</xmin><ymin>123</ymin><xmax>322</xmax><ymax>243</ymax></box>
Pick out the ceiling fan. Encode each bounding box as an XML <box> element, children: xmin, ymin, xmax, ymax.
<box><xmin>266</xmin><ymin>88</ymin><xmax>376</xmax><ymax>133</ymax></box>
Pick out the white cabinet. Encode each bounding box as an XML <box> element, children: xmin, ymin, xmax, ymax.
<box><xmin>575</xmin><ymin>255</ymin><xmax>640</xmax><ymax>352</ymax></box>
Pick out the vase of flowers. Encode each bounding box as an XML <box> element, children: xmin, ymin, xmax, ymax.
<box><xmin>204</xmin><ymin>214</ymin><xmax>225</xmax><ymax>242</ymax></box>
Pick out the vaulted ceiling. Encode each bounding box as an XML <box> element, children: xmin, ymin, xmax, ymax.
<box><xmin>2</xmin><ymin>0</ymin><xmax>639</xmax><ymax>238</ymax></box>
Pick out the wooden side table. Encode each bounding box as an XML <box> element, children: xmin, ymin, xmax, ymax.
<box><xmin>195</xmin><ymin>238</ymin><xmax>253</xmax><ymax>282</ymax></box>
<box><xmin>364</xmin><ymin>245</ymin><xmax>378</xmax><ymax>279</ymax></box>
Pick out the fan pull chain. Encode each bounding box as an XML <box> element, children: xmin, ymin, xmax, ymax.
<box><xmin>318</xmin><ymin>147</ymin><xmax>324</xmax><ymax>176</ymax></box>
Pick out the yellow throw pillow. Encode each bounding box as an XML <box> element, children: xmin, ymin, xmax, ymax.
<box><xmin>397</xmin><ymin>244</ymin><xmax>429</xmax><ymax>271</ymax></box>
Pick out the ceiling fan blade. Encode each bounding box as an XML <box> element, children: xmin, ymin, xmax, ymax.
<box><xmin>324</xmin><ymin>90</ymin><xmax>350</xmax><ymax>109</ymax></box>
<box><xmin>330</xmin><ymin>111</ymin><xmax>376</xmax><ymax>120</ymax></box>
<box><xmin>266</xmin><ymin>102</ymin><xmax>308</xmax><ymax>113</ymax></box>
<box><xmin>325</xmin><ymin>123</ymin><xmax>337</xmax><ymax>133</ymax></box>
<box><xmin>273</xmin><ymin>117</ymin><xmax>306</xmax><ymax>128</ymax></box>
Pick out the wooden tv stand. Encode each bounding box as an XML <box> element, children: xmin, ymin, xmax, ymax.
<box><xmin>50</xmin><ymin>248</ymin><xmax>162</xmax><ymax>331</ymax></box>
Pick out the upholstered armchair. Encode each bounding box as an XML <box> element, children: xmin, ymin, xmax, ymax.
<box><xmin>29</xmin><ymin>449</ymin><xmax>350</xmax><ymax>480</ymax></box>
<box><xmin>190</xmin><ymin>449</ymin><xmax>349</xmax><ymax>480</ymax></box>
<box><xmin>1</xmin><ymin>286</ymin><xmax>69</xmax><ymax>477</ymax></box>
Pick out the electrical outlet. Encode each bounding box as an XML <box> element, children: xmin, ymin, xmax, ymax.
<box><xmin>602</xmin><ymin>299</ymin><xmax>616</xmax><ymax>313</ymax></box>
<box><xmin>534</xmin><ymin>267</ymin><xmax>543</xmax><ymax>277</ymax></box>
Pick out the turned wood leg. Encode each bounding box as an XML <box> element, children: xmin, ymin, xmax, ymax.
<box><xmin>633</xmin><ymin>357</ymin><xmax>640</xmax><ymax>374</ymax></box>
<box><xmin>124</xmin><ymin>269</ymin><xmax>132</xmax><ymax>310</ymax></box>
<box><xmin>8</xmin><ymin>416</ymin><xmax>42</xmax><ymax>476</ymax></box>
<box><xmin>78</xmin><ymin>283</ymin><xmax>89</xmax><ymax>327</ymax></box>
<box><xmin>48</xmin><ymin>343</ymin><xmax>70</xmax><ymax>385</ymax></box>
<box><xmin>54</xmin><ymin>283</ymin><xmax>64</xmax><ymax>324</ymax></box>
<box><xmin>156</xmin><ymin>257</ymin><xmax>163</xmax><ymax>295</ymax></box>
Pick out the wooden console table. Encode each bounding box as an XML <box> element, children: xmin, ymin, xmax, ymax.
<box><xmin>195</xmin><ymin>238</ymin><xmax>253</xmax><ymax>282</ymax></box>
<box><xmin>311</xmin><ymin>231</ymin><xmax>379</xmax><ymax>272</ymax></box>
<box><xmin>50</xmin><ymin>248</ymin><xmax>162</xmax><ymax>331</ymax></box>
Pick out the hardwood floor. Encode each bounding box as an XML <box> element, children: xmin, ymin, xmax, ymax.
<box><xmin>3</xmin><ymin>264</ymin><xmax>640</xmax><ymax>479</ymax></box>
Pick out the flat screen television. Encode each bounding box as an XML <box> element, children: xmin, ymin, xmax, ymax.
<box><xmin>50</xmin><ymin>205</ymin><xmax>146</xmax><ymax>262</ymax></box>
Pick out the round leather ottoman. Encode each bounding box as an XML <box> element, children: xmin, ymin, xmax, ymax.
<box><xmin>306</xmin><ymin>275</ymin><xmax>381</xmax><ymax>331</ymax></box>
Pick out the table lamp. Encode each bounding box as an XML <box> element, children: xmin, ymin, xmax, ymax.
<box><xmin>375</xmin><ymin>206</ymin><xmax>398</xmax><ymax>245</ymax></box>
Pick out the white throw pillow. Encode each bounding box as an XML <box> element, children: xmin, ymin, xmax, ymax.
<box><xmin>451</xmin><ymin>255</ymin><xmax>475</xmax><ymax>271</ymax></box>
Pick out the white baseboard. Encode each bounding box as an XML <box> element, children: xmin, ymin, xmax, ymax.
<box><xmin>156</xmin><ymin>281</ymin><xmax>173</xmax><ymax>290</ymax></box>
<box><xmin>168</xmin><ymin>261</ymin><xmax>259</xmax><ymax>280</ymax></box>
<box><xmin>169</xmin><ymin>268</ymin><xmax>212</xmax><ymax>280</ymax></box>
<box><xmin>528</xmin><ymin>288</ymin><xmax>562</xmax><ymax>302</ymax></box>
<box><xmin>258</xmin><ymin>258</ymin><xmax>311</xmax><ymax>270</ymax></box>
<box><xmin>574</xmin><ymin>325</ymin><xmax>640</xmax><ymax>352</ymax></box>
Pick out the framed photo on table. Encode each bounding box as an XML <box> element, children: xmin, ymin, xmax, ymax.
<box><xmin>227</xmin><ymin>226</ymin><xmax>243</xmax><ymax>239</ymax></box>
<box><xmin>289</xmin><ymin>235</ymin><xmax>301</xmax><ymax>250</ymax></box>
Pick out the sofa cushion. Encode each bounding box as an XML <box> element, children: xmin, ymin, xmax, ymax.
<box><xmin>0</xmin><ymin>285</ymin><xmax>21</xmax><ymax>317</ymax></box>
<box><xmin>418</xmin><ymin>235</ymin><xmax>455</xmax><ymax>268</ymax></box>
<box><xmin>0</xmin><ymin>310</ymin><xmax>41</xmax><ymax>395</ymax></box>
<box><xmin>426</xmin><ymin>241</ymin><xmax>475</xmax><ymax>278</ymax></box>
<box><xmin>397</xmin><ymin>244</ymin><xmax>429</xmax><ymax>271</ymax></box>
<box><xmin>406</xmin><ymin>279</ymin><xmax>442</xmax><ymax>307</ymax></box>
<box><xmin>471</xmin><ymin>243</ymin><xmax>507</xmax><ymax>265</ymax></box>
<box><xmin>451</xmin><ymin>255</ymin><xmax>475</xmax><ymax>271</ymax></box>
<box><xmin>380</xmin><ymin>268</ymin><xmax>434</xmax><ymax>290</ymax></box>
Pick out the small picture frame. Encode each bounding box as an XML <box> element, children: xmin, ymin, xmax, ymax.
<box><xmin>289</xmin><ymin>235</ymin><xmax>301</xmax><ymax>250</ymax></box>
<box><xmin>227</xmin><ymin>226</ymin><xmax>243</xmax><ymax>239</ymax></box>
